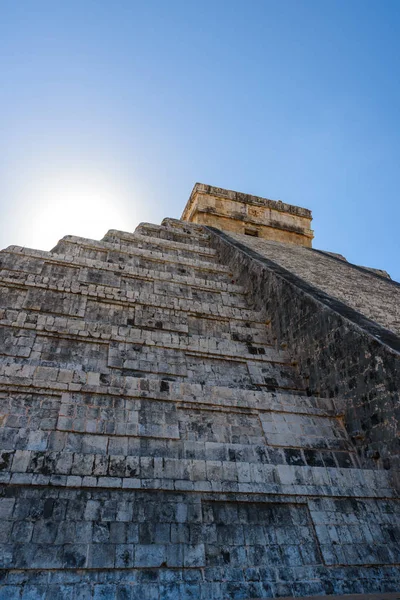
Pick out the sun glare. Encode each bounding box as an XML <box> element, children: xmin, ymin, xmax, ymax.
<box><xmin>15</xmin><ymin>170</ymin><xmax>136</xmax><ymax>251</ymax></box>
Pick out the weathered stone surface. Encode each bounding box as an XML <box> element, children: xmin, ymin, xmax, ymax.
<box><xmin>0</xmin><ymin>188</ymin><xmax>399</xmax><ymax>598</ymax></box>
<box><xmin>208</xmin><ymin>228</ymin><xmax>400</xmax><ymax>479</ymax></box>
<box><xmin>224</xmin><ymin>233</ymin><xmax>400</xmax><ymax>337</ymax></box>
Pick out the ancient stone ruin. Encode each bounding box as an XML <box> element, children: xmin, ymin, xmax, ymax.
<box><xmin>0</xmin><ymin>183</ymin><xmax>399</xmax><ymax>599</ymax></box>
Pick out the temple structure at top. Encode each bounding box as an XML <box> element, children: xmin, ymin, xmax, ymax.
<box><xmin>182</xmin><ymin>182</ymin><xmax>314</xmax><ymax>247</ymax></box>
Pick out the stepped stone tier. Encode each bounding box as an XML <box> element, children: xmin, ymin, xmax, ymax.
<box><xmin>0</xmin><ymin>183</ymin><xmax>399</xmax><ymax>599</ymax></box>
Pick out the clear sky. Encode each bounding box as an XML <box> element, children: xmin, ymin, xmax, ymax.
<box><xmin>1</xmin><ymin>0</ymin><xmax>400</xmax><ymax>280</ymax></box>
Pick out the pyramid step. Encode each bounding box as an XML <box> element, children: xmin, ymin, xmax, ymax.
<box><xmin>0</xmin><ymin>442</ymin><xmax>393</xmax><ymax>499</ymax></box>
<box><xmin>136</xmin><ymin>218</ymin><xmax>211</xmax><ymax>245</ymax></box>
<box><xmin>2</xmin><ymin>293</ymin><xmax>272</xmax><ymax>342</ymax></box>
<box><xmin>1</xmin><ymin>245</ymin><xmax>243</xmax><ymax>292</ymax></box>
<box><xmin>0</xmin><ymin>350</ymin><xmax>302</xmax><ymax>391</ymax></box>
<box><xmin>0</xmin><ymin>281</ymin><xmax>266</xmax><ymax>331</ymax></box>
<box><xmin>0</xmin><ymin>365</ymin><xmax>360</xmax><ymax>463</ymax></box>
<box><xmin>133</xmin><ymin>224</ymin><xmax>211</xmax><ymax>246</ymax></box>
<box><xmin>103</xmin><ymin>228</ymin><xmax>217</xmax><ymax>257</ymax></box>
<box><xmin>44</xmin><ymin>393</ymin><xmax>353</xmax><ymax>456</ymax></box>
<box><xmin>51</xmin><ymin>235</ymin><xmax>225</xmax><ymax>273</ymax></box>
<box><xmin>0</xmin><ymin>365</ymin><xmax>329</xmax><ymax>415</ymax></box>
<box><xmin>0</xmin><ymin>283</ymin><xmax>263</xmax><ymax>323</ymax></box>
<box><xmin>53</xmin><ymin>234</ymin><xmax>220</xmax><ymax>267</ymax></box>
<box><xmin>0</xmin><ymin>316</ymin><xmax>283</xmax><ymax>362</ymax></box>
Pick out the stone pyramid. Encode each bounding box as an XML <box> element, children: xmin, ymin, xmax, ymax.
<box><xmin>0</xmin><ymin>184</ymin><xmax>399</xmax><ymax>599</ymax></box>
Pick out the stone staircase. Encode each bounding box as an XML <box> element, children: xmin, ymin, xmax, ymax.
<box><xmin>0</xmin><ymin>217</ymin><xmax>399</xmax><ymax>598</ymax></box>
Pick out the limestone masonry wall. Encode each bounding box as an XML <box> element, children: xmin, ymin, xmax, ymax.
<box><xmin>0</xmin><ymin>217</ymin><xmax>399</xmax><ymax>599</ymax></box>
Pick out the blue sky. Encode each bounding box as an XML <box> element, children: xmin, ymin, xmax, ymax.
<box><xmin>1</xmin><ymin>0</ymin><xmax>399</xmax><ymax>280</ymax></box>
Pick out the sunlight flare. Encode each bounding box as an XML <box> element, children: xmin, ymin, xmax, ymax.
<box><xmin>14</xmin><ymin>169</ymin><xmax>136</xmax><ymax>250</ymax></box>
